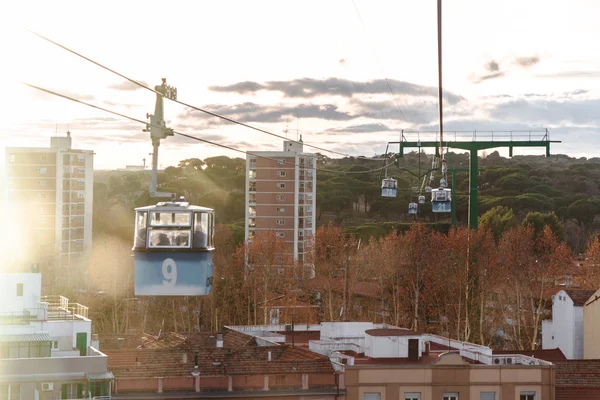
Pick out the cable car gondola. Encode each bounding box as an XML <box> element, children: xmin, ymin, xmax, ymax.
<box><xmin>133</xmin><ymin>198</ymin><xmax>215</xmax><ymax>296</ymax></box>
<box><xmin>431</xmin><ymin>187</ymin><xmax>452</xmax><ymax>213</ymax></box>
<box><xmin>381</xmin><ymin>177</ymin><xmax>398</xmax><ymax>197</ymax></box>
<box><xmin>418</xmin><ymin>195</ymin><xmax>425</xmax><ymax>204</ymax></box>
<box><xmin>408</xmin><ymin>202</ymin><xmax>418</xmax><ymax>215</ymax></box>
<box><xmin>133</xmin><ymin>78</ymin><xmax>216</xmax><ymax>296</ymax></box>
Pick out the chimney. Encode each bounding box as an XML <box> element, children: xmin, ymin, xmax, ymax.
<box><xmin>217</xmin><ymin>334</ymin><xmax>223</xmax><ymax>348</ymax></box>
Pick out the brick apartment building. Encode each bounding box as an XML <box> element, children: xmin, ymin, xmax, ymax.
<box><xmin>245</xmin><ymin>140</ymin><xmax>316</xmax><ymax>276</ymax></box>
<box><xmin>4</xmin><ymin>131</ymin><xmax>93</xmax><ymax>279</ymax></box>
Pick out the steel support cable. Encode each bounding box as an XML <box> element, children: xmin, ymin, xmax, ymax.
<box><xmin>27</xmin><ymin>30</ymin><xmax>352</xmax><ymax>158</ymax></box>
<box><xmin>22</xmin><ymin>82</ymin><xmax>394</xmax><ymax>175</ymax></box>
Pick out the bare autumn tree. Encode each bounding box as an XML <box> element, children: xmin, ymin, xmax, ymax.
<box><xmin>244</xmin><ymin>231</ymin><xmax>289</xmax><ymax>325</ymax></box>
<box><xmin>579</xmin><ymin>237</ymin><xmax>600</xmax><ymax>289</ymax></box>
<box><xmin>88</xmin><ymin>235</ymin><xmax>134</xmax><ymax>334</ymax></box>
<box><xmin>398</xmin><ymin>224</ymin><xmax>432</xmax><ymax>332</ymax></box>
<box><xmin>498</xmin><ymin>226</ymin><xmax>572</xmax><ymax>350</ymax></box>
<box><xmin>314</xmin><ymin>223</ymin><xmax>356</xmax><ymax>321</ymax></box>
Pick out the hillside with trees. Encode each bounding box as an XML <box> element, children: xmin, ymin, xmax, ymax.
<box><xmin>73</xmin><ymin>151</ymin><xmax>600</xmax><ymax>349</ymax></box>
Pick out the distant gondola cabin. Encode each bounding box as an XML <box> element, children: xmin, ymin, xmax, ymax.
<box><xmin>431</xmin><ymin>188</ymin><xmax>452</xmax><ymax>213</ymax></box>
<box><xmin>408</xmin><ymin>202</ymin><xmax>418</xmax><ymax>215</ymax></box>
<box><xmin>381</xmin><ymin>178</ymin><xmax>398</xmax><ymax>197</ymax></box>
<box><xmin>133</xmin><ymin>198</ymin><xmax>215</xmax><ymax>296</ymax></box>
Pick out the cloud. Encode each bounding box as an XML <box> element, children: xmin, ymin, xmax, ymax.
<box><xmin>472</xmin><ymin>71</ymin><xmax>506</xmax><ymax>84</ymax></box>
<box><xmin>490</xmin><ymin>98</ymin><xmax>600</xmax><ymax>125</ymax></box>
<box><xmin>537</xmin><ymin>70</ymin><xmax>600</xmax><ymax>79</ymax></box>
<box><xmin>108</xmin><ymin>79</ymin><xmax>149</xmax><ymax>91</ymax></box>
<box><xmin>209</xmin><ymin>77</ymin><xmax>464</xmax><ymax>104</ymax></box>
<box><xmin>180</xmin><ymin>102</ymin><xmax>354</xmax><ymax>123</ymax></box>
<box><xmin>325</xmin><ymin>123</ymin><xmax>391</xmax><ymax>134</ymax></box>
<box><xmin>515</xmin><ymin>56</ymin><xmax>540</xmax><ymax>68</ymax></box>
<box><xmin>486</xmin><ymin>60</ymin><xmax>500</xmax><ymax>72</ymax></box>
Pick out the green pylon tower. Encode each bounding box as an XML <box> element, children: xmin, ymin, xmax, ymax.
<box><xmin>392</xmin><ymin>130</ymin><xmax>561</xmax><ymax>229</ymax></box>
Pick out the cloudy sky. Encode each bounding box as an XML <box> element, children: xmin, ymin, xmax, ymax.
<box><xmin>2</xmin><ymin>0</ymin><xmax>600</xmax><ymax>170</ymax></box>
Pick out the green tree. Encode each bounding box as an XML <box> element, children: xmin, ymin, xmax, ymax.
<box><xmin>522</xmin><ymin>212</ymin><xmax>564</xmax><ymax>241</ymax></box>
<box><xmin>479</xmin><ymin>206</ymin><xmax>517</xmax><ymax>241</ymax></box>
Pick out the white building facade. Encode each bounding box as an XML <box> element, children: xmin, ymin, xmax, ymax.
<box><xmin>0</xmin><ymin>273</ymin><xmax>112</xmax><ymax>399</ymax></box>
<box><xmin>542</xmin><ymin>289</ymin><xmax>595</xmax><ymax>359</ymax></box>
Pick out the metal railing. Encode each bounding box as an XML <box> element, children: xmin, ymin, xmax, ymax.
<box><xmin>40</xmin><ymin>295</ymin><xmax>89</xmax><ymax>319</ymax></box>
<box><xmin>400</xmin><ymin>129</ymin><xmax>550</xmax><ymax>143</ymax></box>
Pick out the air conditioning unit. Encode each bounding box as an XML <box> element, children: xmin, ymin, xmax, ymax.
<box><xmin>41</xmin><ymin>383</ymin><xmax>54</xmax><ymax>391</ymax></box>
<box><xmin>503</xmin><ymin>357</ymin><xmax>514</xmax><ymax>364</ymax></box>
<box><xmin>285</xmin><ymin>324</ymin><xmax>293</xmax><ymax>332</ymax></box>
<box><xmin>493</xmin><ymin>357</ymin><xmax>501</xmax><ymax>365</ymax></box>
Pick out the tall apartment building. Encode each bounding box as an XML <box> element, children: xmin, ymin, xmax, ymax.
<box><xmin>4</xmin><ymin>132</ymin><xmax>94</xmax><ymax>272</ymax></box>
<box><xmin>245</xmin><ymin>140</ymin><xmax>316</xmax><ymax>274</ymax></box>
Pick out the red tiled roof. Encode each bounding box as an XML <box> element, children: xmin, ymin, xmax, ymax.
<box><xmin>105</xmin><ymin>344</ymin><xmax>333</xmax><ymax>378</ymax></box>
<box><xmin>554</xmin><ymin>360</ymin><xmax>600</xmax><ymax>399</ymax></box>
<box><xmin>493</xmin><ymin>348</ymin><xmax>567</xmax><ymax>362</ymax></box>
<box><xmin>365</xmin><ymin>328</ymin><xmax>417</xmax><ymax>337</ymax></box>
<box><xmin>563</xmin><ymin>289</ymin><xmax>596</xmax><ymax>306</ymax></box>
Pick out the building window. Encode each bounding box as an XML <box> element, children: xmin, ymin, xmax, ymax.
<box><xmin>480</xmin><ymin>393</ymin><xmax>496</xmax><ymax>400</ymax></box>
<box><xmin>77</xmin><ymin>167</ymin><xmax>85</xmax><ymax>174</ymax></box>
<box><xmin>277</xmin><ymin>207</ymin><xmax>285</xmax><ymax>212</ymax></box>
<box><xmin>77</xmin><ymin>191</ymin><xmax>85</xmax><ymax>199</ymax></box>
<box><xmin>299</xmin><ymin>182</ymin><xmax>305</xmax><ymax>189</ymax></box>
<box><xmin>307</xmin><ymin>205</ymin><xmax>313</xmax><ymax>212</ymax></box>
<box><xmin>248</xmin><ymin>218</ymin><xmax>256</xmax><ymax>228</ymax></box>
<box><xmin>520</xmin><ymin>393</ymin><xmax>536</xmax><ymax>400</ymax></box>
<box><xmin>37</xmin><ymin>167</ymin><xmax>47</xmax><ymax>174</ymax></box>
<box><xmin>249</xmin><ymin>182</ymin><xmax>256</xmax><ymax>191</ymax></box>
<box><xmin>276</xmin><ymin>219</ymin><xmax>285</xmax><ymax>225</ymax></box>
<box><xmin>248</xmin><ymin>206</ymin><xmax>256</xmax><ymax>216</ymax></box>
<box><xmin>40</xmin><ymin>155</ymin><xmax>47</xmax><ymax>161</ymax></box>
<box><xmin>9</xmin><ymin>154</ymin><xmax>15</xmax><ymax>163</ymax></box>
<box><xmin>276</xmin><ymin>232</ymin><xmax>285</xmax><ymax>238</ymax></box>
<box><xmin>405</xmin><ymin>393</ymin><xmax>421</xmax><ymax>400</ymax></box>
<box><xmin>277</xmin><ymin>159</ymin><xmax>285</xmax><ymax>165</ymax></box>
<box><xmin>249</xmin><ymin>170</ymin><xmax>257</xmax><ymax>179</ymax></box>
<box><xmin>53</xmin><ymin>340</ymin><xmax>59</xmax><ymax>349</ymax></box>
<box><xmin>278</xmin><ymin>171</ymin><xmax>286</xmax><ymax>177</ymax></box>
<box><xmin>37</xmin><ymin>193</ymin><xmax>47</xmax><ymax>200</ymax></box>
<box><xmin>299</xmin><ymin>230</ymin><xmax>304</xmax><ymax>237</ymax></box>
<box><xmin>38</xmin><ymin>180</ymin><xmax>47</xmax><ymax>187</ymax></box>
<box><xmin>16</xmin><ymin>283</ymin><xmax>23</xmax><ymax>297</ymax></box>
<box><xmin>307</xmin><ymin>170</ymin><xmax>313</xmax><ymax>177</ymax></box>
<box><xmin>363</xmin><ymin>393</ymin><xmax>381</xmax><ymax>400</ymax></box>
<box><xmin>277</xmin><ymin>183</ymin><xmax>286</xmax><ymax>189</ymax></box>
<box><xmin>307</xmin><ymin>194</ymin><xmax>313</xmax><ymax>201</ymax></box>
<box><xmin>307</xmin><ymin>158</ymin><xmax>314</xmax><ymax>165</ymax></box>
<box><xmin>443</xmin><ymin>394</ymin><xmax>459</xmax><ymax>400</ymax></box>
<box><xmin>276</xmin><ymin>195</ymin><xmax>286</xmax><ymax>201</ymax></box>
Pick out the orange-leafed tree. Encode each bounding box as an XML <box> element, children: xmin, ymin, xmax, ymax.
<box><xmin>398</xmin><ymin>224</ymin><xmax>432</xmax><ymax>332</ymax></box>
<box><xmin>244</xmin><ymin>231</ymin><xmax>289</xmax><ymax>325</ymax></box>
<box><xmin>314</xmin><ymin>223</ymin><xmax>356</xmax><ymax>321</ymax></box>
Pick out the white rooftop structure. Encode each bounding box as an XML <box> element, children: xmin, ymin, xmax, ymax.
<box><xmin>0</xmin><ymin>273</ymin><xmax>112</xmax><ymax>399</ymax></box>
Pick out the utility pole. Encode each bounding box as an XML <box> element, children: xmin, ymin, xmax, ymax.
<box><xmin>143</xmin><ymin>78</ymin><xmax>177</xmax><ymax>198</ymax></box>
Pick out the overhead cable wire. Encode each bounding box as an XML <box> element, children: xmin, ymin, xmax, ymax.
<box><xmin>350</xmin><ymin>0</ymin><xmax>409</xmax><ymax>123</ymax></box>
<box><xmin>22</xmin><ymin>82</ymin><xmax>394</xmax><ymax>175</ymax></box>
<box><xmin>27</xmin><ymin>29</ymin><xmax>352</xmax><ymax>158</ymax></box>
